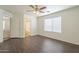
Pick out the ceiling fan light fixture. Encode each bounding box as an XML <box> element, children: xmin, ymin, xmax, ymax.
<box><xmin>33</xmin><ymin>11</ymin><xmax>40</xmax><ymax>15</ymax></box>
<box><xmin>33</xmin><ymin>11</ymin><xmax>36</xmax><ymax>13</ymax></box>
<box><xmin>36</xmin><ymin>11</ymin><xmax>39</xmax><ymax>14</ymax></box>
<box><xmin>29</xmin><ymin>5</ymin><xmax>46</xmax><ymax>15</ymax></box>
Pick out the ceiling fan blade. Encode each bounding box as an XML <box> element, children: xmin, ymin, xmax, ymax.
<box><xmin>35</xmin><ymin>5</ymin><xmax>38</xmax><ymax>7</ymax></box>
<box><xmin>35</xmin><ymin>5</ymin><xmax>38</xmax><ymax>11</ymax></box>
<box><xmin>40</xmin><ymin>7</ymin><xmax>46</xmax><ymax>10</ymax></box>
<box><xmin>30</xmin><ymin>5</ymin><xmax>34</xmax><ymax>9</ymax></box>
<box><xmin>40</xmin><ymin>11</ymin><xmax>45</xmax><ymax>13</ymax></box>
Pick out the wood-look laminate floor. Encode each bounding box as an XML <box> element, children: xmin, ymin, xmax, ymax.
<box><xmin>0</xmin><ymin>35</ymin><xmax>79</xmax><ymax>53</ymax></box>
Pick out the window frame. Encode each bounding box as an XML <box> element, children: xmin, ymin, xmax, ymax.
<box><xmin>44</xmin><ymin>16</ymin><xmax>61</xmax><ymax>33</ymax></box>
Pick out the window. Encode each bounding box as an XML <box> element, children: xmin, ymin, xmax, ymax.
<box><xmin>44</xmin><ymin>16</ymin><xmax>61</xmax><ymax>33</ymax></box>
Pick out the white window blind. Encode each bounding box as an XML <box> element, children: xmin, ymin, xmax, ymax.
<box><xmin>44</xmin><ymin>16</ymin><xmax>61</xmax><ymax>33</ymax></box>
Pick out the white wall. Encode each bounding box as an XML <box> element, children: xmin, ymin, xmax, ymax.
<box><xmin>37</xmin><ymin>6</ymin><xmax>79</xmax><ymax>45</ymax></box>
<box><xmin>30</xmin><ymin>16</ymin><xmax>37</xmax><ymax>36</ymax></box>
<box><xmin>10</xmin><ymin>13</ymin><xmax>20</xmax><ymax>38</ymax></box>
<box><xmin>0</xmin><ymin>9</ymin><xmax>3</xmax><ymax>42</ymax></box>
<box><xmin>19</xmin><ymin>13</ymin><xmax>24</xmax><ymax>38</ymax></box>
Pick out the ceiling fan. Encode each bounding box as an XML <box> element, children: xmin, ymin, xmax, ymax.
<box><xmin>26</xmin><ymin>5</ymin><xmax>47</xmax><ymax>14</ymax></box>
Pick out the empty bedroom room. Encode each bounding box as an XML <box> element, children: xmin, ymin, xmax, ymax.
<box><xmin>0</xmin><ymin>5</ymin><xmax>79</xmax><ymax>53</ymax></box>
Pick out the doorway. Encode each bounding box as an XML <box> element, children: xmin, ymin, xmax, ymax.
<box><xmin>24</xmin><ymin>16</ymin><xmax>31</xmax><ymax>38</ymax></box>
<box><xmin>3</xmin><ymin>16</ymin><xmax>11</xmax><ymax>41</ymax></box>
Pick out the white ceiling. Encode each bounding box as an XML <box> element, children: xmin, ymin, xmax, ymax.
<box><xmin>39</xmin><ymin>5</ymin><xmax>77</xmax><ymax>16</ymax></box>
<box><xmin>0</xmin><ymin>5</ymin><xmax>77</xmax><ymax>16</ymax></box>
